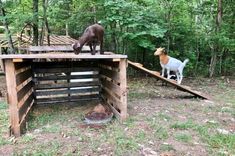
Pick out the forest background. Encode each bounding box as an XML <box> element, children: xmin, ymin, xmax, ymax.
<box><xmin>0</xmin><ymin>0</ymin><xmax>234</xmax><ymax>77</ymax></box>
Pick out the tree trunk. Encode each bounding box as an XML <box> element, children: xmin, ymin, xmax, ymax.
<box><xmin>209</xmin><ymin>0</ymin><xmax>222</xmax><ymax>77</ymax></box>
<box><xmin>43</xmin><ymin>0</ymin><xmax>50</xmax><ymax>45</ymax></box>
<box><xmin>32</xmin><ymin>0</ymin><xmax>39</xmax><ymax>46</ymax></box>
<box><xmin>0</xmin><ymin>0</ymin><xmax>15</xmax><ymax>54</ymax></box>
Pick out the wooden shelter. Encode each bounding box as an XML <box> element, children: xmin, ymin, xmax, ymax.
<box><xmin>0</xmin><ymin>46</ymin><xmax>128</xmax><ymax>137</ymax></box>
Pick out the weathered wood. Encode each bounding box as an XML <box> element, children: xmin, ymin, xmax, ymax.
<box><xmin>34</xmin><ymin>67</ymin><xmax>99</xmax><ymax>73</ymax></box>
<box><xmin>101</xmin><ymin>77</ymin><xmax>121</xmax><ymax>98</ymax></box>
<box><xmin>16</xmin><ymin>77</ymin><xmax>32</xmax><ymax>92</ymax></box>
<box><xmin>18</xmin><ymin>88</ymin><xmax>34</xmax><ymax>109</ymax></box>
<box><xmin>17</xmin><ymin>81</ymin><xmax>33</xmax><ymax>102</ymax></box>
<box><xmin>14</xmin><ymin>62</ymin><xmax>31</xmax><ymax>70</ymax></box>
<box><xmin>0</xmin><ymin>53</ymin><xmax>128</xmax><ymax>59</ymax></box>
<box><xmin>100</xmin><ymin>68</ymin><xmax>120</xmax><ymax>84</ymax></box>
<box><xmin>36</xmin><ymin>81</ymin><xmax>100</xmax><ymax>90</ymax></box>
<box><xmin>18</xmin><ymin>94</ymin><xmax>34</xmax><ymax>122</ymax></box>
<box><xmin>36</xmin><ymin>94</ymin><xmax>99</xmax><ymax>104</ymax></box>
<box><xmin>99</xmin><ymin>64</ymin><xmax>119</xmax><ymax>72</ymax></box>
<box><xmin>99</xmin><ymin>60</ymin><xmax>120</xmax><ymax>68</ymax></box>
<box><xmin>34</xmin><ymin>74</ymin><xmax>99</xmax><ymax>81</ymax></box>
<box><xmin>16</xmin><ymin>68</ymin><xmax>32</xmax><ymax>86</ymax></box>
<box><xmin>19</xmin><ymin>99</ymin><xmax>34</xmax><ymax>135</ymax></box>
<box><xmin>35</xmin><ymin>87</ymin><xmax>100</xmax><ymax>96</ymax></box>
<box><xmin>101</xmin><ymin>87</ymin><xmax>122</xmax><ymax>108</ymax></box>
<box><xmin>4</xmin><ymin>59</ymin><xmax>21</xmax><ymax>136</ymax></box>
<box><xmin>15</xmin><ymin>66</ymin><xmax>31</xmax><ymax>75</ymax></box>
<box><xmin>128</xmin><ymin>60</ymin><xmax>209</xmax><ymax>100</ymax></box>
<box><xmin>118</xmin><ymin>59</ymin><xmax>128</xmax><ymax>120</ymax></box>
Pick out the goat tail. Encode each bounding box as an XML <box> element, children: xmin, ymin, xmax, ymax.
<box><xmin>183</xmin><ymin>59</ymin><xmax>189</xmax><ymax>66</ymax></box>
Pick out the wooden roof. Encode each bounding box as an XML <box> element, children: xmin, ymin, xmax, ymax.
<box><xmin>0</xmin><ymin>35</ymin><xmax>77</xmax><ymax>48</ymax></box>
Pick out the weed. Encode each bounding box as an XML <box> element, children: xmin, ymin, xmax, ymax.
<box><xmin>154</xmin><ymin>127</ymin><xmax>169</xmax><ymax>140</ymax></box>
<box><xmin>170</xmin><ymin>120</ymin><xmax>195</xmax><ymax>130</ymax></box>
<box><xmin>160</xmin><ymin>144</ymin><xmax>175</xmax><ymax>151</ymax></box>
<box><xmin>174</xmin><ymin>133</ymin><xmax>192</xmax><ymax>143</ymax></box>
<box><xmin>20</xmin><ymin>134</ymin><xmax>36</xmax><ymax>143</ymax></box>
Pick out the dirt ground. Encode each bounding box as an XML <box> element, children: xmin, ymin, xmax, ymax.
<box><xmin>0</xmin><ymin>75</ymin><xmax>234</xmax><ymax>156</ymax></box>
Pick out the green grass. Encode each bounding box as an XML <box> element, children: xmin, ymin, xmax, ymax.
<box><xmin>160</xmin><ymin>144</ymin><xmax>175</xmax><ymax>151</ymax></box>
<box><xmin>0</xmin><ymin>101</ymin><xmax>9</xmax><ymax>146</ymax></box>
<box><xmin>154</xmin><ymin>127</ymin><xmax>169</xmax><ymax>140</ymax></box>
<box><xmin>170</xmin><ymin>120</ymin><xmax>195</xmax><ymax>130</ymax></box>
<box><xmin>16</xmin><ymin>141</ymin><xmax>62</xmax><ymax>155</ymax></box>
<box><xmin>19</xmin><ymin>134</ymin><xmax>36</xmax><ymax>143</ymax></box>
<box><xmin>174</xmin><ymin>133</ymin><xmax>192</xmax><ymax>143</ymax></box>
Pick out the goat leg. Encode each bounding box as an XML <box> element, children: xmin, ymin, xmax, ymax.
<box><xmin>91</xmin><ymin>42</ymin><xmax>96</xmax><ymax>55</ymax></box>
<box><xmin>100</xmin><ymin>39</ymin><xmax>104</xmax><ymax>54</ymax></box>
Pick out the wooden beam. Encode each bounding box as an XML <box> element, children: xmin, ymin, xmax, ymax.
<box><xmin>119</xmin><ymin>59</ymin><xmax>128</xmax><ymax>120</ymax></box>
<box><xmin>13</xmin><ymin>58</ymin><xmax>23</xmax><ymax>62</ymax></box>
<box><xmin>0</xmin><ymin>53</ymin><xmax>128</xmax><ymax>59</ymax></box>
<box><xmin>4</xmin><ymin>59</ymin><xmax>21</xmax><ymax>137</ymax></box>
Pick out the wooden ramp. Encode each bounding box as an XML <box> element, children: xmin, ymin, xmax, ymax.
<box><xmin>128</xmin><ymin>60</ymin><xmax>209</xmax><ymax>100</ymax></box>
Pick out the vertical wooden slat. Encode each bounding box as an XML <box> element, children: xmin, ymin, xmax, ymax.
<box><xmin>4</xmin><ymin>59</ymin><xmax>21</xmax><ymax>136</ymax></box>
<box><xmin>119</xmin><ymin>59</ymin><xmax>127</xmax><ymax>120</ymax></box>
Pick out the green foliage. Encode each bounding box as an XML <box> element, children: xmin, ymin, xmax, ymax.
<box><xmin>1</xmin><ymin>0</ymin><xmax>235</xmax><ymax>76</ymax></box>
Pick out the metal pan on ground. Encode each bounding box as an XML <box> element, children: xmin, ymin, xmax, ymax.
<box><xmin>84</xmin><ymin>111</ymin><xmax>113</xmax><ymax>125</ymax></box>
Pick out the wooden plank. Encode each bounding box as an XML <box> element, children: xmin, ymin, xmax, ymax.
<box><xmin>16</xmin><ymin>77</ymin><xmax>32</xmax><ymax>92</ymax></box>
<box><xmin>33</xmin><ymin>61</ymin><xmax>98</xmax><ymax>68</ymax></box>
<box><xmin>0</xmin><ymin>53</ymin><xmax>128</xmax><ymax>59</ymax></box>
<box><xmin>106</xmin><ymin>101</ymin><xmax>122</xmax><ymax>120</ymax></box>
<box><xmin>34</xmin><ymin>74</ymin><xmax>99</xmax><ymax>81</ymax></box>
<box><xmin>36</xmin><ymin>81</ymin><xmax>100</xmax><ymax>89</ymax></box>
<box><xmin>101</xmin><ymin>77</ymin><xmax>122</xmax><ymax>98</ymax></box>
<box><xmin>36</xmin><ymin>94</ymin><xmax>99</xmax><ymax>104</ymax></box>
<box><xmin>13</xmin><ymin>58</ymin><xmax>24</xmax><ymax>62</ymax></box>
<box><xmin>15</xmin><ymin>66</ymin><xmax>31</xmax><ymax>75</ymax></box>
<box><xmin>4</xmin><ymin>59</ymin><xmax>21</xmax><ymax>137</ymax></box>
<box><xmin>100</xmin><ymin>68</ymin><xmax>120</xmax><ymax>83</ymax></box>
<box><xmin>35</xmin><ymin>87</ymin><xmax>100</xmax><ymax>96</ymax></box>
<box><xmin>19</xmin><ymin>99</ymin><xmax>34</xmax><ymax>132</ymax></box>
<box><xmin>16</xmin><ymin>68</ymin><xmax>32</xmax><ymax>86</ymax></box>
<box><xmin>17</xmin><ymin>81</ymin><xmax>33</xmax><ymax>102</ymax></box>
<box><xmin>33</xmin><ymin>67</ymin><xmax>99</xmax><ymax>73</ymax></box>
<box><xmin>98</xmin><ymin>64</ymin><xmax>120</xmax><ymax>72</ymax></box>
<box><xmin>128</xmin><ymin>60</ymin><xmax>210</xmax><ymax>100</ymax></box>
<box><xmin>14</xmin><ymin>62</ymin><xmax>31</xmax><ymax>70</ymax></box>
<box><xmin>29</xmin><ymin>45</ymin><xmax>73</xmax><ymax>52</ymax></box>
<box><xmin>118</xmin><ymin>59</ymin><xmax>128</xmax><ymax>120</ymax></box>
<box><xmin>99</xmin><ymin>60</ymin><xmax>120</xmax><ymax>68</ymax></box>
<box><xmin>18</xmin><ymin>88</ymin><xmax>34</xmax><ymax>109</ymax></box>
<box><xmin>18</xmin><ymin>94</ymin><xmax>34</xmax><ymax>122</ymax></box>
<box><xmin>101</xmin><ymin>87</ymin><xmax>122</xmax><ymax>107</ymax></box>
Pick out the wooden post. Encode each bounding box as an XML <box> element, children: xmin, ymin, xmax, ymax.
<box><xmin>4</xmin><ymin>59</ymin><xmax>21</xmax><ymax>136</ymax></box>
<box><xmin>119</xmin><ymin>58</ymin><xmax>127</xmax><ymax>120</ymax></box>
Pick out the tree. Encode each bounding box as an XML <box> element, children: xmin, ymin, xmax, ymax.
<box><xmin>0</xmin><ymin>0</ymin><xmax>15</xmax><ymax>54</ymax></box>
<box><xmin>32</xmin><ymin>0</ymin><xmax>39</xmax><ymax>46</ymax></box>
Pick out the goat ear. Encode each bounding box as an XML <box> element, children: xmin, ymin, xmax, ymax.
<box><xmin>163</xmin><ymin>48</ymin><xmax>167</xmax><ymax>54</ymax></box>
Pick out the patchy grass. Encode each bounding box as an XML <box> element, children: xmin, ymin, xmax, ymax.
<box><xmin>0</xmin><ymin>77</ymin><xmax>235</xmax><ymax>155</ymax></box>
<box><xmin>174</xmin><ymin>133</ymin><xmax>192</xmax><ymax>143</ymax></box>
<box><xmin>170</xmin><ymin>120</ymin><xmax>195</xmax><ymax>130</ymax></box>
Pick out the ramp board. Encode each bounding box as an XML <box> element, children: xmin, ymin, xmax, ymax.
<box><xmin>128</xmin><ymin>60</ymin><xmax>209</xmax><ymax>100</ymax></box>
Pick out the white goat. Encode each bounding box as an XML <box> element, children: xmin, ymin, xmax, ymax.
<box><xmin>154</xmin><ymin>47</ymin><xmax>189</xmax><ymax>84</ymax></box>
